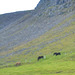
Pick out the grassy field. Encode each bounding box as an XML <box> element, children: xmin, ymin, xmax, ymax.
<box><xmin>0</xmin><ymin>52</ymin><xmax>75</xmax><ymax>75</ymax></box>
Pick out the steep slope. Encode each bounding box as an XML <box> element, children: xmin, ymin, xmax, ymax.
<box><xmin>0</xmin><ymin>0</ymin><xmax>75</xmax><ymax>67</ymax></box>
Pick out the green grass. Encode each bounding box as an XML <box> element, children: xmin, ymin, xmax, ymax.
<box><xmin>0</xmin><ymin>53</ymin><xmax>75</xmax><ymax>75</ymax></box>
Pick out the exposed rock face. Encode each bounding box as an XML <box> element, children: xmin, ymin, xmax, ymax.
<box><xmin>36</xmin><ymin>0</ymin><xmax>72</xmax><ymax>8</ymax></box>
<box><xmin>36</xmin><ymin>0</ymin><xmax>75</xmax><ymax>17</ymax></box>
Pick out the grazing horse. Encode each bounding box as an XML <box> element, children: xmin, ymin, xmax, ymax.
<box><xmin>53</xmin><ymin>52</ymin><xmax>61</xmax><ymax>56</ymax></box>
<box><xmin>37</xmin><ymin>56</ymin><xmax>44</xmax><ymax>61</ymax></box>
<box><xmin>15</xmin><ymin>62</ymin><xmax>21</xmax><ymax>66</ymax></box>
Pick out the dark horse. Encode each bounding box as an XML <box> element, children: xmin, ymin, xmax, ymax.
<box><xmin>37</xmin><ymin>56</ymin><xmax>44</xmax><ymax>61</ymax></box>
<box><xmin>53</xmin><ymin>52</ymin><xmax>61</xmax><ymax>56</ymax></box>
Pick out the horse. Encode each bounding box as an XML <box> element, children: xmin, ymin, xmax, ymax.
<box><xmin>37</xmin><ymin>56</ymin><xmax>44</xmax><ymax>61</ymax></box>
<box><xmin>53</xmin><ymin>52</ymin><xmax>61</xmax><ymax>56</ymax></box>
<box><xmin>15</xmin><ymin>62</ymin><xmax>21</xmax><ymax>66</ymax></box>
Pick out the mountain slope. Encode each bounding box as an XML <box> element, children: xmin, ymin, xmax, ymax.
<box><xmin>0</xmin><ymin>0</ymin><xmax>75</xmax><ymax>67</ymax></box>
<box><xmin>0</xmin><ymin>10</ymin><xmax>34</xmax><ymax>30</ymax></box>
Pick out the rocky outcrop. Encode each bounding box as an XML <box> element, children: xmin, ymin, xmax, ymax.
<box><xmin>35</xmin><ymin>0</ymin><xmax>75</xmax><ymax>17</ymax></box>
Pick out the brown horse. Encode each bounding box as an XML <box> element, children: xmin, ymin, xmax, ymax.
<box><xmin>15</xmin><ymin>62</ymin><xmax>21</xmax><ymax>66</ymax></box>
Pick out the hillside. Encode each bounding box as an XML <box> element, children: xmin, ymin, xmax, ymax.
<box><xmin>0</xmin><ymin>55</ymin><xmax>75</xmax><ymax>75</ymax></box>
<box><xmin>0</xmin><ymin>0</ymin><xmax>75</xmax><ymax>68</ymax></box>
<box><xmin>0</xmin><ymin>10</ymin><xmax>34</xmax><ymax>30</ymax></box>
